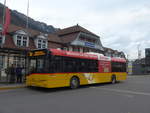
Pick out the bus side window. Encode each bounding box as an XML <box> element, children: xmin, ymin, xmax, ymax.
<box><xmin>111</xmin><ymin>62</ymin><xmax>126</xmax><ymax>72</ymax></box>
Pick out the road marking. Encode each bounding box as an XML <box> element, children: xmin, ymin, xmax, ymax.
<box><xmin>91</xmin><ymin>87</ymin><xmax>150</xmax><ymax>96</ymax></box>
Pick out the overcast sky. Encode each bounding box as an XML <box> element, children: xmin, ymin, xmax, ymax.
<box><xmin>1</xmin><ymin>0</ymin><xmax>150</xmax><ymax>59</ymax></box>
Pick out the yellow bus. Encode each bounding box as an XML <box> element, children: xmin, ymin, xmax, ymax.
<box><xmin>26</xmin><ymin>49</ymin><xmax>127</xmax><ymax>89</ymax></box>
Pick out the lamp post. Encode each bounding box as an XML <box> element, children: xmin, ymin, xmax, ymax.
<box><xmin>137</xmin><ymin>44</ymin><xmax>141</xmax><ymax>60</ymax></box>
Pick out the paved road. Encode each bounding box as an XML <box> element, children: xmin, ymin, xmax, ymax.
<box><xmin>0</xmin><ymin>75</ymin><xmax>150</xmax><ymax>113</ymax></box>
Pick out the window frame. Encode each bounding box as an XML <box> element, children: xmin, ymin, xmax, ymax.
<box><xmin>37</xmin><ymin>39</ymin><xmax>47</xmax><ymax>49</ymax></box>
<box><xmin>16</xmin><ymin>35</ymin><xmax>28</xmax><ymax>47</ymax></box>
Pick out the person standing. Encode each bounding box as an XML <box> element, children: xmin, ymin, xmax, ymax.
<box><xmin>16</xmin><ymin>65</ymin><xmax>23</xmax><ymax>83</ymax></box>
<box><xmin>9</xmin><ymin>64</ymin><xmax>16</xmax><ymax>83</ymax></box>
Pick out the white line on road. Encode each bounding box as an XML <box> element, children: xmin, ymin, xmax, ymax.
<box><xmin>91</xmin><ymin>87</ymin><xmax>150</xmax><ymax>96</ymax></box>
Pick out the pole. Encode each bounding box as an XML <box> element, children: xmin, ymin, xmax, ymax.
<box><xmin>7</xmin><ymin>50</ymin><xmax>10</xmax><ymax>83</ymax></box>
<box><xmin>2</xmin><ymin>0</ymin><xmax>6</xmax><ymax>30</ymax></box>
<box><xmin>26</xmin><ymin>0</ymin><xmax>29</xmax><ymax>29</ymax></box>
<box><xmin>137</xmin><ymin>44</ymin><xmax>141</xmax><ymax>59</ymax></box>
<box><xmin>25</xmin><ymin>0</ymin><xmax>30</xmax><ymax>81</ymax></box>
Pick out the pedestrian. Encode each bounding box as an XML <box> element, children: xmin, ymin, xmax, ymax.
<box><xmin>21</xmin><ymin>66</ymin><xmax>25</xmax><ymax>82</ymax></box>
<box><xmin>16</xmin><ymin>65</ymin><xmax>23</xmax><ymax>83</ymax></box>
<box><xmin>8</xmin><ymin>64</ymin><xmax>16</xmax><ymax>83</ymax></box>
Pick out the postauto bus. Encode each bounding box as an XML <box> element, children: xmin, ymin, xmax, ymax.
<box><xmin>26</xmin><ymin>49</ymin><xmax>127</xmax><ymax>89</ymax></box>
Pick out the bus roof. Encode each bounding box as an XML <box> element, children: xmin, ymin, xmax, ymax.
<box><xmin>50</xmin><ymin>49</ymin><xmax>98</xmax><ymax>60</ymax></box>
<box><xmin>29</xmin><ymin>49</ymin><xmax>125</xmax><ymax>62</ymax></box>
<box><xmin>49</xmin><ymin>49</ymin><xmax>126</xmax><ymax>63</ymax></box>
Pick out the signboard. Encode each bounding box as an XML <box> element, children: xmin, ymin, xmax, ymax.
<box><xmin>29</xmin><ymin>51</ymin><xmax>46</xmax><ymax>56</ymax></box>
<box><xmin>85</xmin><ymin>42</ymin><xmax>95</xmax><ymax>48</ymax></box>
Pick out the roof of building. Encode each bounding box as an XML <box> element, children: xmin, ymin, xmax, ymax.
<box><xmin>7</xmin><ymin>24</ymin><xmax>62</xmax><ymax>44</ymax></box>
<box><xmin>60</xmin><ymin>32</ymin><xmax>79</xmax><ymax>44</ymax></box>
<box><xmin>103</xmin><ymin>47</ymin><xmax>114</xmax><ymax>52</ymax></box>
<box><xmin>8</xmin><ymin>24</ymin><xmax>40</xmax><ymax>37</ymax></box>
<box><xmin>0</xmin><ymin>21</ymin><xmax>62</xmax><ymax>50</ymax></box>
<box><xmin>2</xmin><ymin>34</ymin><xmax>35</xmax><ymax>50</ymax></box>
<box><xmin>56</xmin><ymin>25</ymin><xmax>99</xmax><ymax>38</ymax></box>
<box><xmin>48</xmin><ymin>34</ymin><xmax>62</xmax><ymax>43</ymax></box>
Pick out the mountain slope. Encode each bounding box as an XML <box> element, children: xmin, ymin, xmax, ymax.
<box><xmin>0</xmin><ymin>3</ymin><xmax>57</xmax><ymax>33</ymax></box>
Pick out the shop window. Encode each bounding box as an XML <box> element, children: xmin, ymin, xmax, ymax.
<box><xmin>13</xmin><ymin>57</ymin><xmax>25</xmax><ymax>67</ymax></box>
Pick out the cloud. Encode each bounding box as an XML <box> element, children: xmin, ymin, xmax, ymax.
<box><xmin>0</xmin><ymin>0</ymin><xmax>150</xmax><ymax>59</ymax></box>
<box><xmin>101</xmin><ymin>6</ymin><xmax>150</xmax><ymax>59</ymax></box>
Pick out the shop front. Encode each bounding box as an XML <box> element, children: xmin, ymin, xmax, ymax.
<box><xmin>0</xmin><ymin>48</ymin><xmax>28</xmax><ymax>83</ymax></box>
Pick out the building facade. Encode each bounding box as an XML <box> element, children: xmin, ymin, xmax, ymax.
<box><xmin>104</xmin><ymin>47</ymin><xmax>125</xmax><ymax>58</ymax></box>
<box><xmin>56</xmin><ymin>25</ymin><xmax>104</xmax><ymax>53</ymax></box>
<box><xmin>0</xmin><ymin>23</ymin><xmax>62</xmax><ymax>82</ymax></box>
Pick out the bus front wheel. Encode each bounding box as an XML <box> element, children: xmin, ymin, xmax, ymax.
<box><xmin>70</xmin><ymin>77</ymin><xmax>80</xmax><ymax>89</ymax></box>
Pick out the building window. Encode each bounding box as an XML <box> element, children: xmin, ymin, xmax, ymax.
<box><xmin>42</xmin><ymin>40</ymin><xmax>46</xmax><ymax>48</ymax></box>
<box><xmin>79</xmin><ymin>36</ymin><xmax>96</xmax><ymax>43</ymax></box>
<box><xmin>0</xmin><ymin>35</ymin><xmax>2</xmax><ymax>44</ymax></box>
<box><xmin>17</xmin><ymin>36</ymin><xmax>22</xmax><ymax>46</ymax></box>
<box><xmin>80</xmin><ymin>48</ymin><xmax>83</xmax><ymax>53</ymax></box>
<box><xmin>73</xmin><ymin>47</ymin><xmax>79</xmax><ymax>52</ymax></box>
<box><xmin>23</xmin><ymin>37</ymin><xmax>27</xmax><ymax>46</ymax></box>
<box><xmin>38</xmin><ymin>40</ymin><xmax>42</xmax><ymax>48</ymax></box>
<box><xmin>37</xmin><ymin>39</ymin><xmax>47</xmax><ymax>49</ymax></box>
<box><xmin>63</xmin><ymin>47</ymin><xmax>68</xmax><ymax>51</ymax></box>
<box><xmin>0</xmin><ymin>56</ymin><xmax>4</xmax><ymax>68</ymax></box>
<box><xmin>16</xmin><ymin>35</ymin><xmax>28</xmax><ymax>47</ymax></box>
<box><xmin>69</xmin><ymin>46</ymin><xmax>73</xmax><ymax>51</ymax></box>
<box><xmin>83</xmin><ymin>48</ymin><xmax>89</xmax><ymax>52</ymax></box>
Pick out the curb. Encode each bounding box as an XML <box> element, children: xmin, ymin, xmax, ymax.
<box><xmin>0</xmin><ymin>85</ymin><xmax>26</xmax><ymax>90</ymax></box>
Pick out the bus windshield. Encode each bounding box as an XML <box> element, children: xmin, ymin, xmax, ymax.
<box><xmin>29</xmin><ymin>56</ymin><xmax>47</xmax><ymax>73</ymax></box>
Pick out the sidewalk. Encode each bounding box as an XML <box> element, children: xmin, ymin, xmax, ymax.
<box><xmin>0</xmin><ymin>83</ymin><xmax>26</xmax><ymax>90</ymax></box>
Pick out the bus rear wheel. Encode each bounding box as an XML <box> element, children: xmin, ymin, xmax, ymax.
<box><xmin>70</xmin><ymin>77</ymin><xmax>80</xmax><ymax>89</ymax></box>
<box><xmin>111</xmin><ymin>75</ymin><xmax>116</xmax><ymax>84</ymax></box>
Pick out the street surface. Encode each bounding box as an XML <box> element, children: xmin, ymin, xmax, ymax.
<box><xmin>0</xmin><ymin>75</ymin><xmax>150</xmax><ymax>113</ymax></box>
